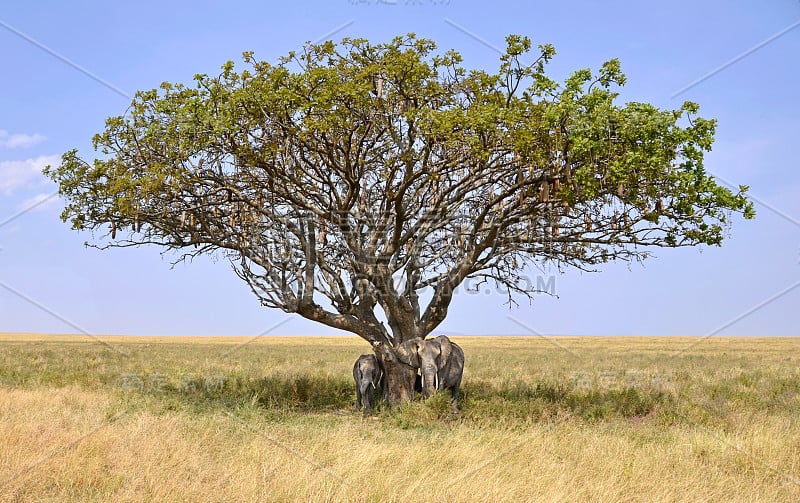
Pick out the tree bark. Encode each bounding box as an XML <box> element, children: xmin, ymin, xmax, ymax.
<box><xmin>374</xmin><ymin>343</ymin><xmax>418</xmax><ymax>405</ymax></box>
<box><xmin>381</xmin><ymin>357</ymin><xmax>417</xmax><ymax>404</ymax></box>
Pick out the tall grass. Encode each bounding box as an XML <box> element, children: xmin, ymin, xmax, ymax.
<box><xmin>1</xmin><ymin>334</ymin><xmax>799</xmax><ymax>501</ymax></box>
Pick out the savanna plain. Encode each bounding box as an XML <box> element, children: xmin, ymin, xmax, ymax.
<box><xmin>0</xmin><ymin>333</ymin><xmax>798</xmax><ymax>502</ymax></box>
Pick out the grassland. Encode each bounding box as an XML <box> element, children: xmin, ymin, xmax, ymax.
<box><xmin>0</xmin><ymin>333</ymin><xmax>799</xmax><ymax>502</ymax></box>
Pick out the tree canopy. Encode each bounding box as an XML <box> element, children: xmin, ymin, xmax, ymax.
<box><xmin>46</xmin><ymin>33</ymin><xmax>753</xmax><ymax>355</ymax></box>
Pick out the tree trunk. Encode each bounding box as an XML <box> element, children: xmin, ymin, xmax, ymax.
<box><xmin>381</xmin><ymin>357</ymin><xmax>417</xmax><ymax>404</ymax></box>
<box><xmin>373</xmin><ymin>341</ymin><xmax>418</xmax><ymax>405</ymax></box>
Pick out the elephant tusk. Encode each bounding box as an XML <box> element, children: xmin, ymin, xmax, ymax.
<box><xmin>421</xmin><ymin>374</ymin><xmax>425</xmax><ymax>390</ymax></box>
<box><xmin>435</xmin><ymin>373</ymin><xmax>439</xmax><ymax>390</ymax></box>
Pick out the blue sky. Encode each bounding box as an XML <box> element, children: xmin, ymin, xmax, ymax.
<box><xmin>1</xmin><ymin>0</ymin><xmax>798</xmax><ymax>337</ymax></box>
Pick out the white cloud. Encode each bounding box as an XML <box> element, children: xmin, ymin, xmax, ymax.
<box><xmin>17</xmin><ymin>192</ymin><xmax>59</xmax><ymax>212</ymax></box>
<box><xmin>0</xmin><ymin>155</ymin><xmax>60</xmax><ymax>195</ymax></box>
<box><xmin>0</xmin><ymin>130</ymin><xmax>46</xmax><ymax>149</ymax></box>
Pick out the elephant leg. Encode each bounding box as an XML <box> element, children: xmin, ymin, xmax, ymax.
<box><xmin>360</xmin><ymin>383</ymin><xmax>373</xmax><ymax>413</ymax></box>
<box><xmin>450</xmin><ymin>379</ymin><xmax>462</xmax><ymax>411</ymax></box>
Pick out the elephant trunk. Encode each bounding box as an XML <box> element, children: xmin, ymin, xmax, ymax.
<box><xmin>421</xmin><ymin>364</ymin><xmax>437</xmax><ymax>397</ymax></box>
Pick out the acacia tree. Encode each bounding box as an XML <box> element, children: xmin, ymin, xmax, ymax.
<box><xmin>46</xmin><ymin>34</ymin><xmax>753</xmax><ymax>402</ymax></box>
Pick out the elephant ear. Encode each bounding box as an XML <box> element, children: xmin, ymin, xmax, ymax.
<box><xmin>396</xmin><ymin>338</ymin><xmax>422</xmax><ymax>368</ymax></box>
<box><xmin>435</xmin><ymin>335</ymin><xmax>452</xmax><ymax>367</ymax></box>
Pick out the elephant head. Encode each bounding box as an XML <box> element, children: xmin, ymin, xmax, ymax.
<box><xmin>416</xmin><ymin>335</ymin><xmax>454</xmax><ymax>397</ymax></box>
<box><xmin>394</xmin><ymin>337</ymin><xmax>423</xmax><ymax>368</ymax></box>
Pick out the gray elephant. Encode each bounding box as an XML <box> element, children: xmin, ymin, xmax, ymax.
<box><xmin>353</xmin><ymin>354</ymin><xmax>383</xmax><ymax>413</ymax></box>
<box><xmin>396</xmin><ymin>335</ymin><xmax>465</xmax><ymax>410</ymax></box>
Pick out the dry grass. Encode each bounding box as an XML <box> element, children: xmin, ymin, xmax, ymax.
<box><xmin>1</xmin><ymin>334</ymin><xmax>799</xmax><ymax>502</ymax></box>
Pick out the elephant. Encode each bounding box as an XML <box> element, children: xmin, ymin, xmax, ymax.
<box><xmin>396</xmin><ymin>335</ymin><xmax>465</xmax><ymax>410</ymax></box>
<box><xmin>353</xmin><ymin>354</ymin><xmax>383</xmax><ymax>413</ymax></box>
